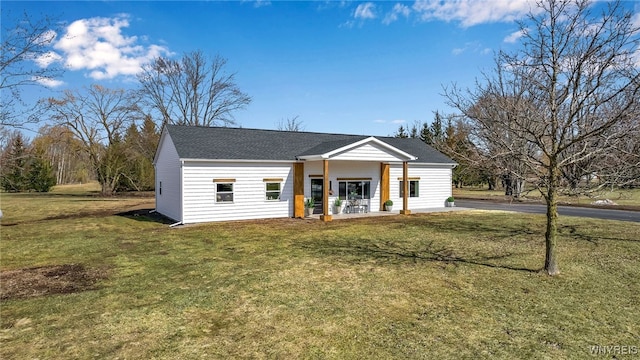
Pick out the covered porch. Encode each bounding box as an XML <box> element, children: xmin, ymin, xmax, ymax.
<box><xmin>293</xmin><ymin>136</ymin><xmax>418</xmax><ymax>222</ymax></box>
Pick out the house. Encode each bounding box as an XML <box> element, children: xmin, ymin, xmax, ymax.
<box><xmin>153</xmin><ymin>125</ymin><xmax>456</xmax><ymax>225</ymax></box>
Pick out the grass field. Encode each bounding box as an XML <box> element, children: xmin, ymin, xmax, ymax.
<box><xmin>454</xmin><ymin>186</ymin><xmax>640</xmax><ymax>208</ymax></box>
<box><xmin>1</xmin><ymin>185</ymin><xmax>639</xmax><ymax>359</ymax></box>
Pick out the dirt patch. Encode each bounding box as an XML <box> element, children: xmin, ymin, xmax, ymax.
<box><xmin>0</xmin><ymin>264</ymin><xmax>108</xmax><ymax>301</ymax></box>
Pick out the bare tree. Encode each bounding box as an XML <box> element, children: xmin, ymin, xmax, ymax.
<box><xmin>465</xmin><ymin>76</ymin><xmax>539</xmax><ymax>197</ymax></box>
<box><xmin>1</xmin><ymin>11</ymin><xmax>63</xmax><ymax>128</ymax></box>
<box><xmin>32</xmin><ymin>125</ymin><xmax>90</xmax><ymax>184</ymax></box>
<box><xmin>444</xmin><ymin>0</ymin><xmax>640</xmax><ymax>275</ymax></box>
<box><xmin>276</xmin><ymin>115</ymin><xmax>304</xmax><ymax>132</ymax></box>
<box><xmin>44</xmin><ymin>85</ymin><xmax>142</xmax><ymax>195</ymax></box>
<box><xmin>137</xmin><ymin>51</ymin><xmax>251</xmax><ymax>127</ymax></box>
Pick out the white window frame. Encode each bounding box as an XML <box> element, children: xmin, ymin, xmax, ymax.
<box><xmin>265</xmin><ymin>182</ymin><xmax>281</xmax><ymax>201</ymax></box>
<box><xmin>215</xmin><ymin>182</ymin><xmax>234</xmax><ymax>203</ymax></box>
<box><xmin>399</xmin><ymin>180</ymin><xmax>419</xmax><ymax>198</ymax></box>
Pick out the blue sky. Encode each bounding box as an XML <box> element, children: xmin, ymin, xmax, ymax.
<box><xmin>3</xmin><ymin>1</ymin><xmax>639</xmax><ymax>137</ymax></box>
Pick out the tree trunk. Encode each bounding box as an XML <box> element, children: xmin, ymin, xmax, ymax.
<box><xmin>487</xmin><ymin>176</ymin><xmax>496</xmax><ymax>191</ymax></box>
<box><xmin>513</xmin><ymin>179</ymin><xmax>524</xmax><ymax>198</ymax></box>
<box><xmin>503</xmin><ymin>174</ymin><xmax>513</xmax><ymax>196</ymax></box>
<box><xmin>544</xmin><ymin>165</ymin><xmax>560</xmax><ymax>276</ymax></box>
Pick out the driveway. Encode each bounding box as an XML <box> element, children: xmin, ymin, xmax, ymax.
<box><xmin>456</xmin><ymin>200</ymin><xmax>640</xmax><ymax>223</ymax></box>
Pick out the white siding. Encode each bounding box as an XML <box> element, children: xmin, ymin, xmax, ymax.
<box><xmin>181</xmin><ymin>162</ymin><xmax>293</xmax><ymax>223</ymax></box>
<box><xmin>305</xmin><ymin>160</ymin><xmax>382</xmax><ymax>212</ymax></box>
<box><xmin>154</xmin><ymin>133</ymin><xmax>182</xmax><ymax>222</ymax></box>
<box><xmin>390</xmin><ymin>164</ymin><xmax>453</xmax><ymax>209</ymax></box>
<box><xmin>331</xmin><ymin>143</ymin><xmax>405</xmax><ymax>162</ymax></box>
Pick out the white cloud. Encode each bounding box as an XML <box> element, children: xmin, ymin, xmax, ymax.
<box><xmin>451</xmin><ymin>41</ymin><xmax>490</xmax><ymax>56</ymax></box>
<box><xmin>33</xmin><ymin>51</ymin><xmax>63</xmax><ymax>68</ymax></box>
<box><xmin>412</xmin><ymin>0</ymin><xmax>538</xmax><ymax>27</ymax></box>
<box><xmin>632</xmin><ymin>11</ymin><xmax>640</xmax><ymax>32</ymax></box>
<box><xmin>253</xmin><ymin>0</ymin><xmax>271</xmax><ymax>8</ymax></box>
<box><xmin>354</xmin><ymin>2</ymin><xmax>376</xmax><ymax>20</ymax></box>
<box><xmin>373</xmin><ymin>119</ymin><xmax>406</xmax><ymax>124</ymax></box>
<box><xmin>33</xmin><ymin>76</ymin><xmax>64</xmax><ymax>88</ymax></box>
<box><xmin>383</xmin><ymin>3</ymin><xmax>411</xmax><ymax>25</ymax></box>
<box><xmin>504</xmin><ymin>29</ymin><xmax>526</xmax><ymax>43</ymax></box>
<box><xmin>53</xmin><ymin>15</ymin><xmax>171</xmax><ymax>80</ymax></box>
<box><xmin>35</xmin><ymin>29</ymin><xmax>58</xmax><ymax>46</ymax></box>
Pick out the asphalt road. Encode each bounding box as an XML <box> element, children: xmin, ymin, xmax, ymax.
<box><xmin>456</xmin><ymin>199</ymin><xmax>640</xmax><ymax>223</ymax></box>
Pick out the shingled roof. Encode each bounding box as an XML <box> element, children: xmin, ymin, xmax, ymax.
<box><xmin>164</xmin><ymin>124</ymin><xmax>455</xmax><ymax>164</ymax></box>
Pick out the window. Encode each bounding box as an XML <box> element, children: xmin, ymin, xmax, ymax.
<box><xmin>265</xmin><ymin>182</ymin><xmax>281</xmax><ymax>200</ymax></box>
<box><xmin>338</xmin><ymin>181</ymin><xmax>370</xmax><ymax>200</ymax></box>
<box><xmin>216</xmin><ymin>183</ymin><xmax>234</xmax><ymax>203</ymax></box>
<box><xmin>399</xmin><ymin>180</ymin><xmax>419</xmax><ymax>198</ymax></box>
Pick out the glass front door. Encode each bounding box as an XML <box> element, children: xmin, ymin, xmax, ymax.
<box><xmin>311</xmin><ymin>178</ymin><xmax>323</xmax><ymax>203</ymax></box>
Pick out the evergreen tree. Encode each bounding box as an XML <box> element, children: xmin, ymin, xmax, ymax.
<box><xmin>419</xmin><ymin>122</ymin><xmax>431</xmax><ymax>143</ymax></box>
<box><xmin>408</xmin><ymin>122</ymin><xmax>420</xmax><ymax>138</ymax></box>
<box><xmin>117</xmin><ymin>118</ymin><xmax>157</xmax><ymax>192</ymax></box>
<box><xmin>27</xmin><ymin>150</ymin><xmax>56</xmax><ymax>192</ymax></box>
<box><xmin>394</xmin><ymin>125</ymin><xmax>408</xmax><ymax>138</ymax></box>
<box><xmin>1</xmin><ymin>133</ymin><xmax>29</xmax><ymax>192</ymax></box>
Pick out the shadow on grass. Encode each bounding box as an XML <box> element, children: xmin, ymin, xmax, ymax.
<box><xmin>2</xmin><ymin>191</ymin><xmax>154</xmax><ymax>200</ymax></box>
<box><xmin>1</xmin><ymin>207</ymin><xmax>168</xmax><ymax>227</ymax></box>
<box><xmin>297</xmin><ymin>238</ymin><xmax>540</xmax><ymax>273</ymax></box>
<box><xmin>559</xmin><ymin>224</ymin><xmax>640</xmax><ymax>244</ymax></box>
<box><xmin>116</xmin><ymin>208</ymin><xmax>175</xmax><ymax>225</ymax></box>
<box><xmin>411</xmin><ymin>213</ymin><xmax>638</xmax><ymax>245</ymax></box>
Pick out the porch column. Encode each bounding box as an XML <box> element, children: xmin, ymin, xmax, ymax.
<box><xmin>320</xmin><ymin>159</ymin><xmax>332</xmax><ymax>222</ymax></box>
<box><xmin>400</xmin><ymin>161</ymin><xmax>411</xmax><ymax>215</ymax></box>
<box><xmin>293</xmin><ymin>162</ymin><xmax>305</xmax><ymax>218</ymax></box>
<box><xmin>380</xmin><ymin>163</ymin><xmax>390</xmax><ymax>211</ymax></box>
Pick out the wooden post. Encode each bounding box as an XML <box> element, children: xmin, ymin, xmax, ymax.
<box><xmin>320</xmin><ymin>159</ymin><xmax>332</xmax><ymax>222</ymax></box>
<box><xmin>380</xmin><ymin>163</ymin><xmax>389</xmax><ymax>211</ymax></box>
<box><xmin>293</xmin><ymin>163</ymin><xmax>304</xmax><ymax>218</ymax></box>
<box><xmin>400</xmin><ymin>161</ymin><xmax>411</xmax><ymax>215</ymax></box>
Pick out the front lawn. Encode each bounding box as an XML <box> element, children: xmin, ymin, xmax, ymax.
<box><xmin>1</xmin><ymin>190</ymin><xmax>638</xmax><ymax>359</ymax></box>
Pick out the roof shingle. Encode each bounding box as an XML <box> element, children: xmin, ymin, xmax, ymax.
<box><xmin>165</xmin><ymin>125</ymin><xmax>455</xmax><ymax>164</ymax></box>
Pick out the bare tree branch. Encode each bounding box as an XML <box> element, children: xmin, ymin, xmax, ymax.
<box><xmin>443</xmin><ymin>0</ymin><xmax>639</xmax><ymax>275</ymax></box>
<box><xmin>1</xmin><ymin>11</ymin><xmax>64</xmax><ymax>129</ymax></box>
<box><xmin>276</xmin><ymin>115</ymin><xmax>304</xmax><ymax>131</ymax></box>
<box><xmin>137</xmin><ymin>51</ymin><xmax>251</xmax><ymax>127</ymax></box>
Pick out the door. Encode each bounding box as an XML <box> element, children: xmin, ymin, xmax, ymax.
<box><xmin>311</xmin><ymin>178</ymin><xmax>323</xmax><ymax>203</ymax></box>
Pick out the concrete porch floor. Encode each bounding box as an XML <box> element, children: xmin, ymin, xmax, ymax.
<box><xmin>306</xmin><ymin>206</ymin><xmax>467</xmax><ymax>220</ymax></box>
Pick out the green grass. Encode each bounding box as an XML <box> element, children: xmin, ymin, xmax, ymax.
<box><xmin>1</xmin><ymin>186</ymin><xmax>639</xmax><ymax>359</ymax></box>
<box><xmin>454</xmin><ymin>186</ymin><xmax>640</xmax><ymax>208</ymax></box>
